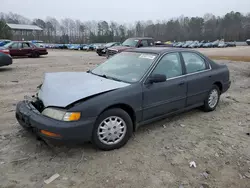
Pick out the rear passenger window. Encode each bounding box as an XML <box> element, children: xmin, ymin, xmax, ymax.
<box><xmin>182</xmin><ymin>52</ymin><xmax>207</xmax><ymax>74</ymax></box>
<box><xmin>22</xmin><ymin>43</ymin><xmax>30</xmax><ymax>48</ymax></box>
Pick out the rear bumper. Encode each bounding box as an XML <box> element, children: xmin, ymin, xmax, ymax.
<box><xmin>222</xmin><ymin>80</ymin><xmax>231</xmax><ymax>93</ymax></box>
<box><xmin>16</xmin><ymin>101</ymin><xmax>96</xmax><ymax>143</ymax></box>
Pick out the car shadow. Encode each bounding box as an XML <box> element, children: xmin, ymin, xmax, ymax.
<box><xmin>135</xmin><ymin>108</ymin><xmax>202</xmax><ymax>134</ymax></box>
<box><xmin>12</xmin><ymin>56</ymin><xmax>47</xmax><ymax>59</ymax></box>
<box><xmin>0</xmin><ymin>67</ymin><xmax>13</xmax><ymax>72</ymax></box>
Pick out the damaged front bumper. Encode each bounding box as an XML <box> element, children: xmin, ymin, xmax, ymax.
<box><xmin>15</xmin><ymin>100</ymin><xmax>96</xmax><ymax>143</ymax></box>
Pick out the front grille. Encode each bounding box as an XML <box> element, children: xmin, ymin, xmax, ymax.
<box><xmin>107</xmin><ymin>49</ymin><xmax>118</xmax><ymax>56</ymax></box>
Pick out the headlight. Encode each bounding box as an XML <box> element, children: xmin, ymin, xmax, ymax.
<box><xmin>42</xmin><ymin>108</ymin><xmax>81</xmax><ymax>121</ymax></box>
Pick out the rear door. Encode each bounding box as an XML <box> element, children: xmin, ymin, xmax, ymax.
<box><xmin>180</xmin><ymin>51</ymin><xmax>213</xmax><ymax>106</ymax></box>
<box><xmin>142</xmin><ymin>52</ymin><xmax>187</xmax><ymax>120</ymax></box>
<box><xmin>21</xmin><ymin>42</ymin><xmax>33</xmax><ymax>56</ymax></box>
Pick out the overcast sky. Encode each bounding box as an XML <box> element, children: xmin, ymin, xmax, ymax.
<box><xmin>1</xmin><ymin>0</ymin><xmax>250</xmax><ymax>22</ymax></box>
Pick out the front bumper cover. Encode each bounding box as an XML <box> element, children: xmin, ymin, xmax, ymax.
<box><xmin>15</xmin><ymin>101</ymin><xmax>96</xmax><ymax>142</ymax></box>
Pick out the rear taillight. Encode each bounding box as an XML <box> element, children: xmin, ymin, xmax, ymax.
<box><xmin>1</xmin><ymin>49</ymin><xmax>10</xmax><ymax>54</ymax></box>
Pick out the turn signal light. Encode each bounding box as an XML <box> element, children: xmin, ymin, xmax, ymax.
<box><xmin>63</xmin><ymin>112</ymin><xmax>81</xmax><ymax>121</ymax></box>
<box><xmin>41</xmin><ymin>130</ymin><xmax>61</xmax><ymax>138</ymax></box>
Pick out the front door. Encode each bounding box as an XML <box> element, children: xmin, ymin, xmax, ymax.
<box><xmin>142</xmin><ymin>52</ymin><xmax>187</xmax><ymax>121</ymax></box>
<box><xmin>9</xmin><ymin>42</ymin><xmax>22</xmax><ymax>56</ymax></box>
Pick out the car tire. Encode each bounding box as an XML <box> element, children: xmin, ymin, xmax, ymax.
<box><xmin>203</xmin><ymin>85</ymin><xmax>220</xmax><ymax>112</ymax></box>
<box><xmin>31</xmin><ymin>52</ymin><xmax>40</xmax><ymax>58</ymax></box>
<box><xmin>92</xmin><ymin>108</ymin><xmax>133</xmax><ymax>151</ymax></box>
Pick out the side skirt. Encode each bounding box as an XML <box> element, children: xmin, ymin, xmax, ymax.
<box><xmin>135</xmin><ymin>102</ymin><xmax>204</xmax><ymax>130</ymax></box>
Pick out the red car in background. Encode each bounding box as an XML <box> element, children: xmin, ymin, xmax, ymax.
<box><xmin>0</xmin><ymin>41</ymin><xmax>48</xmax><ymax>58</ymax></box>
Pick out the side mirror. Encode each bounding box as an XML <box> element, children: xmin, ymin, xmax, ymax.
<box><xmin>8</xmin><ymin>46</ymin><xmax>12</xmax><ymax>49</ymax></box>
<box><xmin>147</xmin><ymin>74</ymin><xmax>166</xmax><ymax>84</ymax></box>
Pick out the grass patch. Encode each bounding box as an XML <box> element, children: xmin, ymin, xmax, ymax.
<box><xmin>209</xmin><ymin>56</ymin><xmax>250</xmax><ymax>62</ymax></box>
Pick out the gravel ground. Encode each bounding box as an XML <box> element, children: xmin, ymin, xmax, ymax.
<box><xmin>0</xmin><ymin>48</ymin><xmax>250</xmax><ymax>188</ymax></box>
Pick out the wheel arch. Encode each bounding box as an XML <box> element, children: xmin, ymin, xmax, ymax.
<box><xmin>213</xmin><ymin>81</ymin><xmax>223</xmax><ymax>93</ymax></box>
<box><xmin>99</xmin><ymin>103</ymin><xmax>136</xmax><ymax>132</ymax></box>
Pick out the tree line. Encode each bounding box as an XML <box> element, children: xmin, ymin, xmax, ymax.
<box><xmin>0</xmin><ymin>11</ymin><xmax>250</xmax><ymax>44</ymax></box>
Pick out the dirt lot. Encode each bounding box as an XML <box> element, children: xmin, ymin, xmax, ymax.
<box><xmin>0</xmin><ymin>47</ymin><xmax>250</xmax><ymax>188</ymax></box>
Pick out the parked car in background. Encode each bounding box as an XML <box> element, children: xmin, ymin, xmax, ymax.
<box><xmin>0</xmin><ymin>52</ymin><xmax>12</xmax><ymax>67</ymax></box>
<box><xmin>189</xmin><ymin>41</ymin><xmax>199</xmax><ymax>48</ymax></box>
<box><xmin>0</xmin><ymin>39</ymin><xmax>11</xmax><ymax>47</ymax></box>
<box><xmin>0</xmin><ymin>41</ymin><xmax>48</xmax><ymax>58</ymax></box>
<box><xmin>176</xmin><ymin>42</ymin><xmax>185</xmax><ymax>47</ymax></box>
<box><xmin>182</xmin><ymin>41</ymin><xmax>193</xmax><ymax>48</ymax></box>
<box><xmin>212</xmin><ymin>40</ymin><xmax>220</xmax><ymax>48</ymax></box>
<box><xmin>226</xmin><ymin>41</ymin><xmax>236</xmax><ymax>47</ymax></box>
<box><xmin>203</xmin><ymin>42</ymin><xmax>213</xmax><ymax>48</ymax></box>
<box><xmin>96</xmin><ymin>42</ymin><xmax>121</xmax><ymax>56</ymax></box>
<box><xmin>16</xmin><ymin>47</ymin><xmax>231</xmax><ymax>150</ymax></box>
<box><xmin>197</xmin><ymin>41</ymin><xmax>205</xmax><ymax>48</ymax></box>
<box><xmin>246</xmin><ymin>39</ymin><xmax>250</xmax><ymax>45</ymax></box>
<box><xmin>106</xmin><ymin>37</ymin><xmax>154</xmax><ymax>58</ymax></box>
<box><xmin>218</xmin><ymin>41</ymin><xmax>228</xmax><ymax>48</ymax></box>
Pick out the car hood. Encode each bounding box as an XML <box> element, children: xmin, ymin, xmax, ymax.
<box><xmin>38</xmin><ymin>72</ymin><xmax>130</xmax><ymax>108</ymax></box>
<box><xmin>108</xmin><ymin>45</ymin><xmax>135</xmax><ymax>52</ymax></box>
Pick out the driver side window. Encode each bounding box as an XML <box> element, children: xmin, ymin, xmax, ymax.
<box><xmin>152</xmin><ymin>53</ymin><xmax>183</xmax><ymax>79</ymax></box>
<box><xmin>11</xmin><ymin>42</ymin><xmax>21</xmax><ymax>49</ymax></box>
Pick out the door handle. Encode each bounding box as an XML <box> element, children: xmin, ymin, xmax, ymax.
<box><xmin>178</xmin><ymin>82</ymin><xmax>185</xmax><ymax>86</ymax></box>
<box><xmin>208</xmin><ymin>75</ymin><xmax>212</xmax><ymax>78</ymax></box>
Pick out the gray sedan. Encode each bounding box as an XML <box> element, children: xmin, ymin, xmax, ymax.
<box><xmin>0</xmin><ymin>52</ymin><xmax>12</xmax><ymax>67</ymax></box>
<box><xmin>16</xmin><ymin>47</ymin><xmax>231</xmax><ymax>150</ymax></box>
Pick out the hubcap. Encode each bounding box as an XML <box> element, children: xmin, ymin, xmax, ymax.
<box><xmin>208</xmin><ymin>89</ymin><xmax>219</xmax><ymax>108</ymax></box>
<box><xmin>97</xmin><ymin>116</ymin><xmax>127</xmax><ymax>145</ymax></box>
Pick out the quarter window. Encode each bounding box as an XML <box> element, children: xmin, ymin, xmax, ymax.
<box><xmin>152</xmin><ymin>53</ymin><xmax>183</xmax><ymax>79</ymax></box>
<box><xmin>182</xmin><ymin>52</ymin><xmax>206</xmax><ymax>74</ymax></box>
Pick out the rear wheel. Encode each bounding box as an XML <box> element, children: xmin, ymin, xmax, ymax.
<box><xmin>203</xmin><ymin>85</ymin><xmax>220</xmax><ymax>112</ymax></box>
<box><xmin>92</xmin><ymin>108</ymin><xmax>133</xmax><ymax>151</ymax></box>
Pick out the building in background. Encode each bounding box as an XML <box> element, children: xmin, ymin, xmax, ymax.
<box><xmin>6</xmin><ymin>23</ymin><xmax>43</xmax><ymax>41</ymax></box>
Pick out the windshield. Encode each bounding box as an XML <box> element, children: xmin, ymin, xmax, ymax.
<box><xmin>122</xmin><ymin>39</ymin><xmax>139</xmax><ymax>47</ymax></box>
<box><xmin>4</xmin><ymin>42</ymin><xmax>14</xmax><ymax>48</ymax></box>
<box><xmin>91</xmin><ymin>52</ymin><xmax>157</xmax><ymax>83</ymax></box>
<box><xmin>105</xmin><ymin>43</ymin><xmax>115</xmax><ymax>47</ymax></box>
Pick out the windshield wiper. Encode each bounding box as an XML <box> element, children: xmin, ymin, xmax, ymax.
<box><xmin>106</xmin><ymin>76</ymin><xmax>123</xmax><ymax>82</ymax></box>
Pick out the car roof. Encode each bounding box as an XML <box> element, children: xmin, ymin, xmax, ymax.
<box><xmin>10</xmin><ymin>41</ymin><xmax>31</xmax><ymax>43</ymax></box>
<box><xmin>125</xmin><ymin>47</ymin><xmax>197</xmax><ymax>54</ymax></box>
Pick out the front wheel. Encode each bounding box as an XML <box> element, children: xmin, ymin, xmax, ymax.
<box><xmin>31</xmin><ymin>51</ymin><xmax>40</xmax><ymax>58</ymax></box>
<box><xmin>92</xmin><ymin>108</ymin><xmax>133</xmax><ymax>151</ymax></box>
<box><xmin>203</xmin><ymin>85</ymin><xmax>220</xmax><ymax>112</ymax></box>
